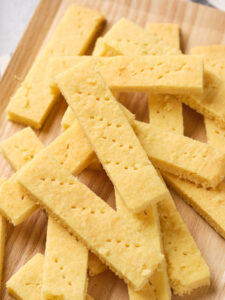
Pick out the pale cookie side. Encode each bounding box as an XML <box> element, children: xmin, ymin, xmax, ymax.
<box><xmin>17</xmin><ymin>151</ymin><xmax>163</xmax><ymax>291</ymax></box>
<box><xmin>7</xmin><ymin>4</ymin><xmax>105</xmax><ymax>128</ymax></box>
<box><xmin>133</xmin><ymin>121</ymin><xmax>225</xmax><ymax>189</ymax></box>
<box><xmin>7</xmin><ymin>253</ymin><xmax>44</xmax><ymax>300</ymax></box>
<box><xmin>115</xmin><ymin>190</ymin><xmax>171</xmax><ymax>300</ymax></box>
<box><xmin>42</xmin><ymin>218</ymin><xmax>88</xmax><ymax>300</ymax></box>
<box><xmin>56</xmin><ymin>60</ymin><xmax>170</xmax><ymax>213</ymax></box>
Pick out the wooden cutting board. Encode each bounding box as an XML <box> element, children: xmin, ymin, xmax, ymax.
<box><xmin>0</xmin><ymin>0</ymin><xmax>225</xmax><ymax>299</ymax></box>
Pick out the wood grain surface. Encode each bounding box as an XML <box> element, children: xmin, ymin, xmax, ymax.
<box><xmin>0</xmin><ymin>0</ymin><xmax>225</xmax><ymax>299</ymax></box>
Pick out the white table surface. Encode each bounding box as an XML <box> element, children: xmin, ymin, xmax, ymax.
<box><xmin>0</xmin><ymin>0</ymin><xmax>39</xmax><ymax>55</ymax></box>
